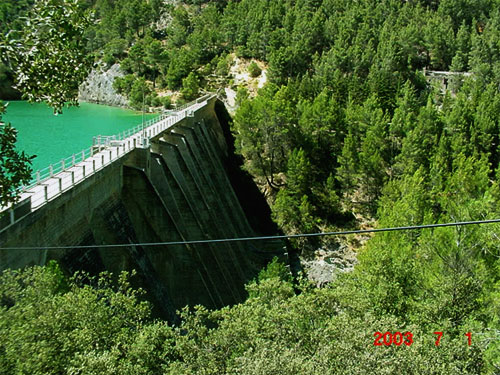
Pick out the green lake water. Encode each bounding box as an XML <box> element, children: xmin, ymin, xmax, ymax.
<box><xmin>2</xmin><ymin>101</ymin><xmax>155</xmax><ymax>172</ymax></box>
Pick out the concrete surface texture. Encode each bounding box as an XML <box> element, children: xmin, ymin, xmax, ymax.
<box><xmin>0</xmin><ymin>97</ymin><xmax>285</xmax><ymax>321</ymax></box>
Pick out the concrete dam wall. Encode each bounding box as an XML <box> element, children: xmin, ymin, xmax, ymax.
<box><xmin>0</xmin><ymin>98</ymin><xmax>284</xmax><ymax>320</ymax></box>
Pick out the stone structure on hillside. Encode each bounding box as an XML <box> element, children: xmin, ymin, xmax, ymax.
<box><xmin>423</xmin><ymin>69</ymin><xmax>473</xmax><ymax>93</ymax></box>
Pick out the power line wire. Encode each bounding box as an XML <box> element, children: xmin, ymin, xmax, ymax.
<box><xmin>1</xmin><ymin>218</ymin><xmax>500</xmax><ymax>251</ymax></box>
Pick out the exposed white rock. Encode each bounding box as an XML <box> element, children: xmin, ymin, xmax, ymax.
<box><xmin>225</xmin><ymin>87</ymin><xmax>237</xmax><ymax>107</ymax></box>
<box><xmin>302</xmin><ymin>245</ymin><xmax>357</xmax><ymax>287</ymax></box>
<box><xmin>258</xmin><ymin>69</ymin><xmax>267</xmax><ymax>89</ymax></box>
<box><xmin>79</xmin><ymin>64</ymin><xmax>129</xmax><ymax>108</ymax></box>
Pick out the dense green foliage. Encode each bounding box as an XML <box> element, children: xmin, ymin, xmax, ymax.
<box><xmin>0</xmin><ymin>1</ymin><xmax>34</xmax><ymax>35</ymax></box>
<box><xmin>78</xmin><ymin>0</ymin><xmax>500</xmax><ymax>371</ymax></box>
<box><xmin>0</xmin><ymin>101</ymin><xmax>34</xmax><ymax>206</ymax></box>
<box><xmin>0</xmin><ymin>0</ymin><xmax>93</xmax><ymax>203</ymax></box>
<box><xmin>1</xmin><ymin>260</ymin><xmax>495</xmax><ymax>374</ymax></box>
<box><xmin>1</xmin><ymin>0</ymin><xmax>94</xmax><ymax>112</ymax></box>
<box><xmin>72</xmin><ymin>0</ymin><xmax>500</xmax><ymax>230</ymax></box>
<box><xmin>1</xmin><ymin>0</ymin><xmax>500</xmax><ymax>372</ymax></box>
<box><xmin>0</xmin><ymin>1</ymin><xmax>33</xmax><ymax>100</ymax></box>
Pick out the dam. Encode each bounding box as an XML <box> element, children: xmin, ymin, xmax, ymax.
<box><xmin>0</xmin><ymin>95</ymin><xmax>285</xmax><ymax>320</ymax></box>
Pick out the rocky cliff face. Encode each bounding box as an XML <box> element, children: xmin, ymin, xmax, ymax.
<box><xmin>79</xmin><ymin>64</ymin><xmax>129</xmax><ymax>107</ymax></box>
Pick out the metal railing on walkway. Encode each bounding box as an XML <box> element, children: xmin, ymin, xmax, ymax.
<box><xmin>1</xmin><ymin>94</ymin><xmax>214</xmax><ymax>224</ymax></box>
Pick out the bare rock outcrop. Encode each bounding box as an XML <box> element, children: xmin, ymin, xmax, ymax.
<box><xmin>79</xmin><ymin>64</ymin><xmax>128</xmax><ymax>107</ymax></box>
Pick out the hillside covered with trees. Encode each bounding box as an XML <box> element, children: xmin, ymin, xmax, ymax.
<box><xmin>1</xmin><ymin>0</ymin><xmax>500</xmax><ymax>373</ymax></box>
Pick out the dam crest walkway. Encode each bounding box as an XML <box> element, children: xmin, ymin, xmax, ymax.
<box><xmin>0</xmin><ymin>94</ymin><xmax>214</xmax><ymax>229</ymax></box>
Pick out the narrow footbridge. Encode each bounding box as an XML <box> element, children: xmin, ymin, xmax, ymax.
<box><xmin>1</xmin><ymin>94</ymin><xmax>214</xmax><ymax>229</ymax></box>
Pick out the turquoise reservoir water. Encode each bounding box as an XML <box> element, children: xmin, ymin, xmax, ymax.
<box><xmin>2</xmin><ymin>101</ymin><xmax>155</xmax><ymax>172</ymax></box>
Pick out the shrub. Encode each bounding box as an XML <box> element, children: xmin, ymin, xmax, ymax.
<box><xmin>161</xmin><ymin>96</ymin><xmax>172</xmax><ymax>109</ymax></box>
<box><xmin>151</xmin><ymin>95</ymin><xmax>162</xmax><ymax>107</ymax></box>
<box><xmin>248</xmin><ymin>61</ymin><xmax>262</xmax><ymax>78</ymax></box>
<box><xmin>181</xmin><ymin>72</ymin><xmax>199</xmax><ymax>101</ymax></box>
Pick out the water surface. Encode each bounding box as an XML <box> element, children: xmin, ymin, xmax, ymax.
<box><xmin>3</xmin><ymin>101</ymin><xmax>155</xmax><ymax>172</ymax></box>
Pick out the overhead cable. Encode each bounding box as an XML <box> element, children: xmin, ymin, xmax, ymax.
<box><xmin>1</xmin><ymin>218</ymin><xmax>500</xmax><ymax>251</ymax></box>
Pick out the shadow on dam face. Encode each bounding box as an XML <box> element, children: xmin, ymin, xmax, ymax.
<box><xmin>0</xmin><ymin>98</ymin><xmax>286</xmax><ymax>321</ymax></box>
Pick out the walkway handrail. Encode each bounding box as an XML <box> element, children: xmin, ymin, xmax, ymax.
<box><xmin>20</xmin><ymin>94</ymin><xmax>215</xmax><ymax>192</ymax></box>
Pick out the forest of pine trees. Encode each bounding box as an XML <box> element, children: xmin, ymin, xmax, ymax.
<box><xmin>1</xmin><ymin>0</ymin><xmax>500</xmax><ymax>373</ymax></box>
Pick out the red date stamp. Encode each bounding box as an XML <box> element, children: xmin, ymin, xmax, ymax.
<box><xmin>374</xmin><ymin>331</ymin><xmax>413</xmax><ymax>346</ymax></box>
<box><xmin>373</xmin><ymin>331</ymin><xmax>472</xmax><ymax>346</ymax></box>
